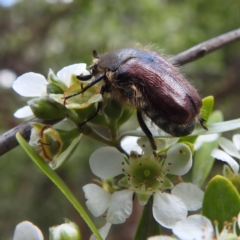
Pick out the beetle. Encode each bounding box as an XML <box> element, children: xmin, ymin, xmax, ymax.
<box><xmin>65</xmin><ymin>48</ymin><xmax>207</xmax><ymax>150</ymax></box>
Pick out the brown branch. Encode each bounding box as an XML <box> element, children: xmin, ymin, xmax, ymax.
<box><xmin>0</xmin><ymin>28</ymin><xmax>240</xmax><ymax>156</ymax></box>
<box><xmin>170</xmin><ymin>28</ymin><xmax>240</xmax><ymax>65</ymax></box>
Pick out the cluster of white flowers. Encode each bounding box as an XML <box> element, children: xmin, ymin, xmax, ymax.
<box><xmin>83</xmin><ymin>139</ymin><xmax>204</xmax><ymax>239</ymax></box>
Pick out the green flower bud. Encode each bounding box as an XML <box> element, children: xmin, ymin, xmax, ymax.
<box><xmin>104</xmin><ymin>100</ymin><xmax>124</xmax><ymax>121</ymax></box>
<box><xmin>28</xmin><ymin>96</ymin><xmax>67</xmax><ymax>120</ymax></box>
<box><xmin>117</xmin><ymin>107</ymin><xmax>135</xmax><ymax>127</ymax></box>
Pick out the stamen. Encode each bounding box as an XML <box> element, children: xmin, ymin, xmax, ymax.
<box><xmin>179</xmin><ymin>150</ymin><xmax>185</xmax><ymax>154</ymax></box>
<box><xmin>214</xmin><ymin>220</ymin><xmax>219</xmax><ymax>239</ymax></box>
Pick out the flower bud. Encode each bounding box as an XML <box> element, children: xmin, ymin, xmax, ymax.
<box><xmin>49</xmin><ymin>221</ymin><xmax>81</xmax><ymax>240</ymax></box>
<box><xmin>30</xmin><ymin>123</ymin><xmax>80</xmax><ymax>168</ymax></box>
<box><xmin>104</xmin><ymin>100</ymin><xmax>124</xmax><ymax>121</ymax></box>
<box><xmin>13</xmin><ymin>221</ymin><xmax>43</xmax><ymax>240</ymax></box>
<box><xmin>28</xmin><ymin>96</ymin><xmax>67</xmax><ymax>120</ymax></box>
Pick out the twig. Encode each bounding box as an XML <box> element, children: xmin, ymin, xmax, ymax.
<box><xmin>0</xmin><ymin>28</ymin><xmax>240</xmax><ymax>156</ymax></box>
<box><xmin>171</xmin><ymin>28</ymin><xmax>240</xmax><ymax>65</ymax></box>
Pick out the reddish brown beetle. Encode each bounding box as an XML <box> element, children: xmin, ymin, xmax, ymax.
<box><xmin>66</xmin><ymin>48</ymin><xmax>207</xmax><ymax>150</ymax></box>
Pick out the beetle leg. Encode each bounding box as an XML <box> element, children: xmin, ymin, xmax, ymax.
<box><xmin>65</xmin><ymin>73</ymin><xmax>105</xmax><ymax>101</ymax></box>
<box><xmin>79</xmin><ymin>102</ymin><xmax>103</xmax><ymax>127</ymax></box>
<box><xmin>199</xmin><ymin>117</ymin><xmax>208</xmax><ymax>130</ymax></box>
<box><xmin>137</xmin><ymin>110</ymin><xmax>157</xmax><ymax>151</ymax></box>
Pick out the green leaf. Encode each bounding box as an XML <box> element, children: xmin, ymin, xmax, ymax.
<box><xmin>202</xmin><ymin>175</ymin><xmax>240</xmax><ymax>231</ymax></box>
<box><xmin>16</xmin><ymin>133</ymin><xmax>102</xmax><ymax>240</ymax></box>
<box><xmin>224</xmin><ymin>165</ymin><xmax>240</xmax><ymax>194</ymax></box>
<box><xmin>200</xmin><ymin>95</ymin><xmax>214</xmax><ymax>121</ymax></box>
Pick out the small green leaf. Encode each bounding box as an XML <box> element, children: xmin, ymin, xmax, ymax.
<box><xmin>48</xmin><ymin>68</ymin><xmax>67</xmax><ymax>91</ymax></box>
<box><xmin>200</xmin><ymin>96</ymin><xmax>214</xmax><ymax>121</ymax></box>
<box><xmin>224</xmin><ymin>165</ymin><xmax>240</xmax><ymax>194</ymax></box>
<box><xmin>202</xmin><ymin>175</ymin><xmax>240</xmax><ymax>231</ymax></box>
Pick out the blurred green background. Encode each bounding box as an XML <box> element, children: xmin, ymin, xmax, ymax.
<box><xmin>0</xmin><ymin>0</ymin><xmax>240</xmax><ymax>239</ymax></box>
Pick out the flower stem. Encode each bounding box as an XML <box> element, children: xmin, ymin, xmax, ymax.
<box><xmin>134</xmin><ymin>196</ymin><xmax>161</xmax><ymax>240</ymax></box>
<box><xmin>16</xmin><ymin>133</ymin><xmax>103</xmax><ymax>240</ymax></box>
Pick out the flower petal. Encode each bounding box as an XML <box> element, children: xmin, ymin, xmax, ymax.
<box><xmin>57</xmin><ymin>63</ymin><xmax>89</xmax><ymax>87</ymax></box>
<box><xmin>13</xmin><ymin>106</ymin><xmax>33</xmax><ymax>118</ymax></box>
<box><xmin>173</xmin><ymin>215</ymin><xmax>214</xmax><ymax>240</ymax></box>
<box><xmin>89</xmin><ymin>147</ymin><xmax>125</xmax><ymax>178</ymax></box>
<box><xmin>83</xmin><ymin>183</ymin><xmax>111</xmax><ymax>217</ymax></box>
<box><xmin>194</xmin><ymin>134</ymin><xmax>219</xmax><ymax>150</ymax></box>
<box><xmin>121</xmin><ymin>136</ymin><xmax>142</xmax><ymax>154</ymax></box>
<box><xmin>90</xmin><ymin>222</ymin><xmax>112</xmax><ymax>240</ymax></box>
<box><xmin>153</xmin><ymin>192</ymin><xmax>187</xmax><ymax>229</ymax></box>
<box><xmin>211</xmin><ymin>149</ymin><xmax>239</xmax><ymax>174</ymax></box>
<box><xmin>13</xmin><ymin>221</ymin><xmax>44</xmax><ymax>240</ymax></box>
<box><xmin>163</xmin><ymin>143</ymin><xmax>192</xmax><ymax>176</ymax></box>
<box><xmin>106</xmin><ymin>190</ymin><xmax>133</xmax><ymax>224</ymax></box>
<box><xmin>13</xmin><ymin>72</ymin><xmax>47</xmax><ymax>97</ymax></box>
<box><xmin>171</xmin><ymin>183</ymin><xmax>204</xmax><ymax>211</ymax></box>
<box><xmin>233</xmin><ymin>134</ymin><xmax>240</xmax><ymax>151</ymax></box>
<box><xmin>219</xmin><ymin>137</ymin><xmax>240</xmax><ymax>159</ymax></box>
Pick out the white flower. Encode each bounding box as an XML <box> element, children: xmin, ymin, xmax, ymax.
<box><xmin>172</xmin><ymin>215</ymin><xmax>214</xmax><ymax>240</ymax></box>
<box><xmin>211</xmin><ymin>134</ymin><xmax>240</xmax><ymax>175</ymax></box>
<box><xmin>148</xmin><ymin>213</ymin><xmax>240</xmax><ymax>240</ymax></box>
<box><xmin>83</xmin><ymin>145</ymin><xmax>203</xmax><ymax>234</ymax></box>
<box><xmin>13</xmin><ymin>221</ymin><xmax>44</xmax><ymax>240</ymax></box>
<box><xmin>12</xmin><ymin>63</ymin><xmax>88</xmax><ymax>118</ymax></box>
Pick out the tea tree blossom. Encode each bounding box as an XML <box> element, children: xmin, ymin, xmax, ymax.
<box><xmin>12</xmin><ymin>63</ymin><xmax>90</xmax><ymax>118</ymax></box>
<box><xmin>83</xmin><ymin>144</ymin><xmax>204</xmax><ymax>239</ymax></box>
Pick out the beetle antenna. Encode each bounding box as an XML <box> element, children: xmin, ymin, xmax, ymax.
<box><xmin>93</xmin><ymin>50</ymin><xmax>100</xmax><ymax>58</ymax></box>
<box><xmin>77</xmin><ymin>74</ymin><xmax>92</xmax><ymax>81</ymax></box>
<box><xmin>64</xmin><ymin>73</ymin><xmax>105</xmax><ymax>101</ymax></box>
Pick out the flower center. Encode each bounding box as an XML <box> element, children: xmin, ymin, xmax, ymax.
<box><xmin>126</xmin><ymin>157</ymin><xmax>164</xmax><ymax>194</ymax></box>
